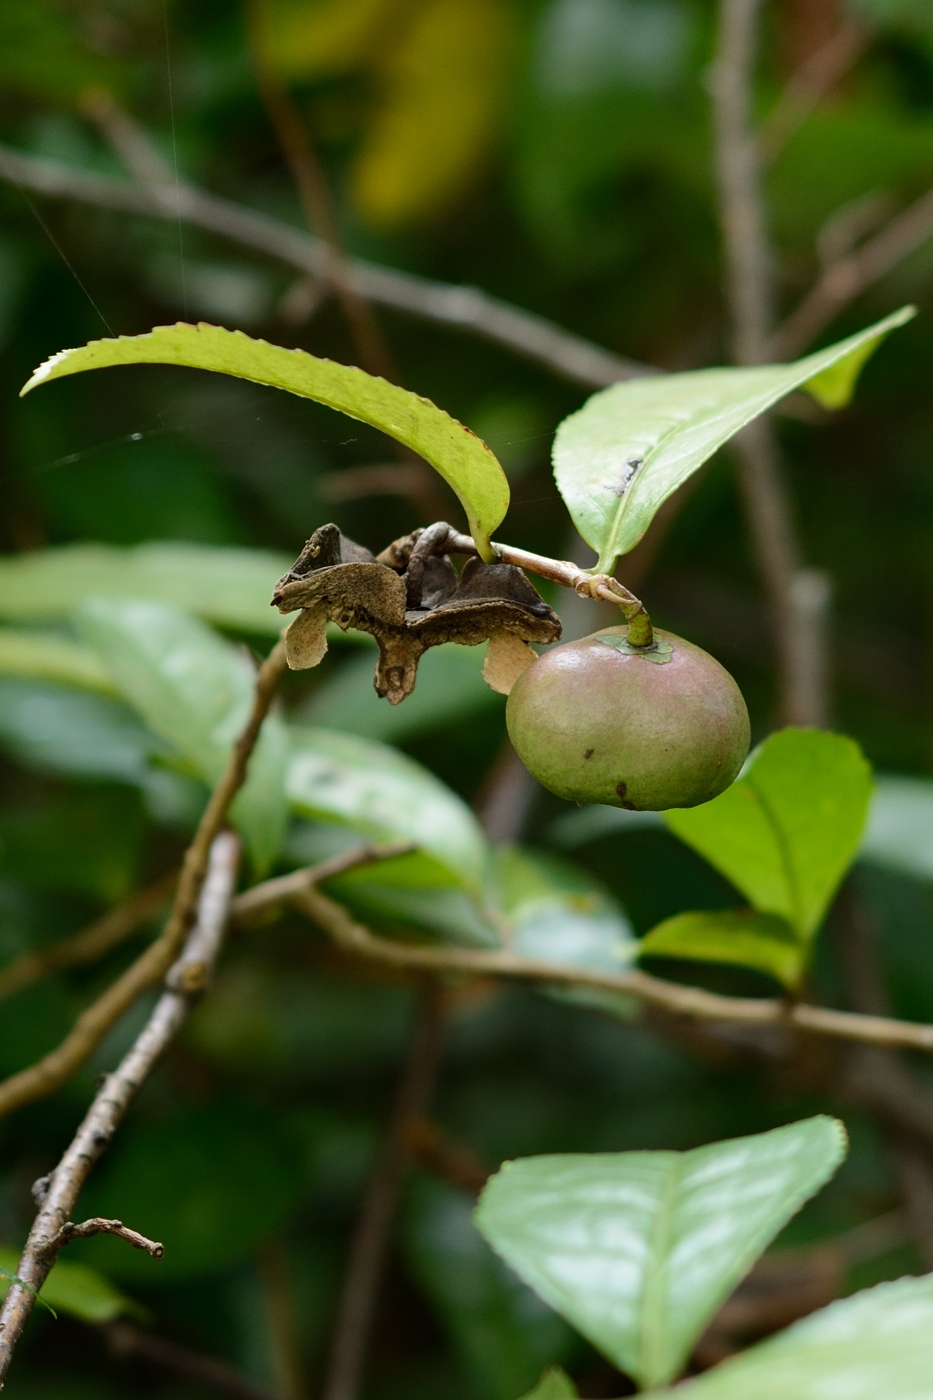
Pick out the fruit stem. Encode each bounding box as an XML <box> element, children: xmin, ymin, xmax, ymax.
<box><xmin>442</xmin><ymin>526</ymin><xmax>655</xmax><ymax>648</ymax></box>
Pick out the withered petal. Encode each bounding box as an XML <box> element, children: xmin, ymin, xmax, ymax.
<box><xmin>482</xmin><ymin>631</ymin><xmax>538</xmax><ymax>695</ymax></box>
<box><xmin>284</xmin><ymin>604</ymin><xmax>330</xmax><ymax>671</ymax></box>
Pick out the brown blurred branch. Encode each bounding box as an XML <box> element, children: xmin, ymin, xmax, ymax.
<box><xmin>102</xmin><ymin>1319</ymin><xmax>284</xmax><ymax>1400</ymax></box>
<box><xmin>258</xmin><ymin>1241</ymin><xmax>306</xmax><ymax>1400</ymax></box>
<box><xmin>245</xmin><ymin>5</ymin><xmax>394</xmax><ymax>381</ymax></box>
<box><xmin>773</xmin><ymin>184</ymin><xmax>933</xmax><ymax>359</ymax></box>
<box><xmin>322</xmin><ymin>981</ymin><xmax>446</xmax><ymax>1400</ymax></box>
<box><xmin>712</xmin><ymin>0</ymin><xmax>830</xmax><ymax>726</ymax></box>
<box><xmin>0</xmin><ymin>831</ymin><xmax>241</xmax><ymax>1384</ymax></box>
<box><xmin>759</xmin><ymin>19</ymin><xmax>872</xmax><ymax>164</ymax></box>
<box><xmin>0</xmin><ymin>870</ymin><xmax>176</xmax><ymax>1003</ymax></box>
<box><xmin>0</xmin><ymin>640</ymin><xmax>286</xmax><ymax>1121</ymax></box>
<box><xmin>0</xmin><ymin>144</ymin><xmax>647</xmax><ymax>388</ymax></box>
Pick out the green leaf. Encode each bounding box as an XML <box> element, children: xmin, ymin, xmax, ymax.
<box><xmin>518</xmin><ymin>1369</ymin><xmax>578</xmax><ymax>1400</ymax></box>
<box><xmin>553</xmin><ymin>308</ymin><xmax>913</xmax><ymax>570</ymax></box>
<box><xmin>0</xmin><ymin>627</ymin><xmax>116</xmax><ymax>693</ymax></box>
<box><xmin>0</xmin><ymin>542</ymin><xmax>292</xmax><ymax>636</ymax></box>
<box><xmin>287</xmin><ymin>726</ymin><xmax>489</xmax><ymax>889</ymax></box>
<box><xmin>643</xmin><ymin>1274</ymin><xmax>933</xmax><ymax>1400</ymax></box>
<box><xmin>861</xmin><ymin>774</ymin><xmax>933</xmax><ymax>882</ymax></box>
<box><xmin>75</xmin><ymin>599</ymin><xmax>288</xmax><ymax>873</ymax></box>
<box><xmin>0</xmin><ymin>677</ymin><xmax>159</xmax><ymax>784</ymax></box>
<box><xmin>495</xmin><ymin>845</ymin><xmax>637</xmax><ymax>1016</ymax></box>
<box><xmin>664</xmin><ymin>729</ymin><xmax>873</xmax><ymax>942</ymax></box>
<box><xmin>22</xmin><ymin>323</ymin><xmax>511</xmax><ymax>559</ymax></box>
<box><xmin>0</xmin><ymin>1247</ymin><xmax>140</xmax><ymax>1324</ymax></box>
<box><xmin>637</xmin><ymin>909</ymin><xmax>805</xmax><ymax>989</ymax></box>
<box><xmin>302</xmin><ymin>641</ymin><xmax>500</xmax><ymax>741</ymax></box>
<box><xmin>404</xmin><ymin>1180</ymin><xmax>576</xmax><ymax>1400</ymax></box>
<box><xmin>474</xmin><ymin>1116</ymin><xmax>847</xmax><ymax>1390</ymax></box>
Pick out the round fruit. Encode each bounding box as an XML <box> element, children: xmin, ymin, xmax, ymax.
<box><xmin>505</xmin><ymin>626</ymin><xmax>750</xmax><ymax>811</ymax></box>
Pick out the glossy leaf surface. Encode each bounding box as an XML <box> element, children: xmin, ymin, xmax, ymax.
<box><xmin>553</xmin><ymin>307</ymin><xmax>913</xmax><ymax>569</ymax></box>
<box><xmin>76</xmin><ymin>599</ymin><xmax>288</xmax><ymax>872</ymax></box>
<box><xmin>645</xmin><ymin>1274</ymin><xmax>933</xmax><ymax>1400</ymax></box>
<box><xmin>665</xmin><ymin>729</ymin><xmax>872</xmax><ymax>940</ymax></box>
<box><xmin>287</xmin><ymin>725</ymin><xmax>489</xmax><ymax>889</ymax></box>
<box><xmin>475</xmin><ymin>1117</ymin><xmax>846</xmax><ymax>1390</ymax></box>
<box><xmin>638</xmin><ymin>909</ymin><xmax>803</xmax><ymax>989</ymax></box>
<box><xmin>0</xmin><ymin>542</ymin><xmax>292</xmax><ymax>636</ymax></box>
<box><xmin>22</xmin><ymin>323</ymin><xmax>511</xmax><ymax>558</ymax></box>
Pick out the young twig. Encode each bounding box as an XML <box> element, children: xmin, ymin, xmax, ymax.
<box><xmin>758</xmin><ymin>19</ymin><xmax>872</xmax><ymax>165</ymax></box>
<box><xmin>0</xmin><ymin>870</ymin><xmax>176</xmax><ymax>1003</ymax></box>
<box><xmin>0</xmin><ymin>640</ymin><xmax>286</xmax><ymax>1121</ymax></box>
<box><xmin>0</xmin><ymin>143</ymin><xmax>647</xmax><ymax>389</ymax></box>
<box><xmin>0</xmin><ymin>831</ymin><xmax>241</xmax><ymax>1385</ymax></box>
<box><xmin>773</xmin><ymin>183</ymin><xmax>933</xmax><ymax>359</ymax></box>
<box><xmin>258</xmin><ymin>1241</ymin><xmax>307</xmax><ymax>1400</ymax></box>
<box><xmin>230</xmin><ymin>839</ymin><xmax>415</xmax><ymax>923</ymax></box>
<box><xmin>322</xmin><ymin>981</ymin><xmax>446</xmax><ymax>1400</ymax></box>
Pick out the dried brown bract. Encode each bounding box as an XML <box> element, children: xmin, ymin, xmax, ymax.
<box><xmin>271</xmin><ymin>522</ymin><xmax>561</xmax><ymax>703</ymax></box>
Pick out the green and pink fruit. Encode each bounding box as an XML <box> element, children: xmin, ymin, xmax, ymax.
<box><xmin>505</xmin><ymin>626</ymin><xmax>750</xmax><ymax>811</ymax></box>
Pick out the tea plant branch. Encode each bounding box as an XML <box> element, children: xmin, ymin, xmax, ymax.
<box><xmin>289</xmin><ymin>878</ymin><xmax>933</xmax><ymax>1055</ymax></box>
<box><xmin>0</xmin><ymin>142</ymin><xmax>647</xmax><ymax>389</ymax></box>
<box><xmin>230</xmin><ymin>839</ymin><xmax>415</xmax><ymax>924</ymax></box>
<box><xmin>0</xmin><ymin>830</ymin><xmax>241</xmax><ymax>1385</ymax></box>
<box><xmin>0</xmin><ymin>639</ymin><xmax>287</xmax><ymax>1121</ymax></box>
<box><xmin>49</xmin><ymin>1218</ymin><xmax>164</xmax><ymax>1257</ymax></box>
<box><xmin>0</xmin><ymin>869</ymin><xmax>177</xmax><ymax>1003</ymax></box>
<box><xmin>772</xmin><ymin>183</ymin><xmax>933</xmax><ymax>359</ymax></box>
<box><xmin>322</xmin><ymin>979</ymin><xmax>446</xmax><ymax>1400</ymax></box>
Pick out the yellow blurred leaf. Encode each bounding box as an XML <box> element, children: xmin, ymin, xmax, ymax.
<box><xmin>351</xmin><ymin>0</ymin><xmax>511</xmax><ymax>228</ymax></box>
<box><xmin>264</xmin><ymin>0</ymin><xmax>405</xmax><ymax>79</ymax></box>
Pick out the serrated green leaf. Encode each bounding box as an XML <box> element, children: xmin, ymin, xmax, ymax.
<box><xmin>0</xmin><ymin>1246</ymin><xmax>140</xmax><ymax>1324</ymax></box>
<box><xmin>404</xmin><ymin>1180</ymin><xmax>575</xmax><ymax>1400</ymax></box>
<box><xmin>22</xmin><ymin>323</ymin><xmax>511</xmax><ymax>558</ymax></box>
<box><xmin>287</xmin><ymin>725</ymin><xmax>489</xmax><ymax>889</ymax></box>
<box><xmin>474</xmin><ymin>1117</ymin><xmax>847</xmax><ymax>1390</ymax></box>
<box><xmin>553</xmin><ymin>308</ymin><xmax>913</xmax><ymax>570</ymax></box>
<box><xmin>0</xmin><ymin>542</ymin><xmax>293</xmax><ymax>636</ymax></box>
<box><xmin>638</xmin><ymin>909</ymin><xmax>804</xmax><ymax>989</ymax></box>
<box><xmin>644</xmin><ymin>1274</ymin><xmax>933</xmax><ymax>1400</ymax></box>
<box><xmin>0</xmin><ymin>627</ymin><xmax>116</xmax><ymax>693</ymax></box>
<box><xmin>664</xmin><ymin>729</ymin><xmax>873</xmax><ymax>941</ymax></box>
<box><xmin>75</xmin><ymin>599</ymin><xmax>288</xmax><ymax>873</ymax></box>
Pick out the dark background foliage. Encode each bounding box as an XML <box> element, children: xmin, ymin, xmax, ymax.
<box><xmin>3</xmin><ymin>1</ymin><xmax>933</xmax><ymax>1397</ymax></box>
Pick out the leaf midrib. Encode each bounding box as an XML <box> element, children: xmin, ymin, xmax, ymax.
<box><xmin>637</xmin><ymin>1156</ymin><xmax>683</xmax><ymax>1389</ymax></box>
<box><xmin>747</xmin><ymin>773</ymin><xmax>804</xmax><ymax>939</ymax></box>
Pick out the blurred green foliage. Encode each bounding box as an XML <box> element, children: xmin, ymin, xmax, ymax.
<box><xmin>4</xmin><ymin>1</ymin><xmax>933</xmax><ymax>1398</ymax></box>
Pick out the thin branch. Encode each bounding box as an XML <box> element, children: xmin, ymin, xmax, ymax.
<box><xmin>245</xmin><ymin>4</ymin><xmax>394</xmax><ymax>381</ymax></box>
<box><xmin>102</xmin><ymin>1319</ymin><xmax>284</xmax><ymax>1400</ymax></box>
<box><xmin>230</xmin><ymin>839</ymin><xmax>415</xmax><ymax>924</ymax></box>
<box><xmin>0</xmin><ymin>870</ymin><xmax>176</xmax><ymax>1002</ymax></box>
<box><xmin>773</xmin><ymin>183</ymin><xmax>933</xmax><ymax>359</ymax></box>
<box><xmin>0</xmin><ymin>830</ymin><xmax>241</xmax><ymax>1384</ymax></box>
<box><xmin>0</xmin><ymin>143</ymin><xmax>648</xmax><ymax>388</ymax></box>
<box><xmin>292</xmin><ymin>881</ymin><xmax>933</xmax><ymax>1055</ymax></box>
<box><xmin>759</xmin><ymin>19</ymin><xmax>872</xmax><ymax>165</ymax></box>
<box><xmin>258</xmin><ymin>1241</ymin><xmax>306</xmax><ymax>1400</ymax></box>
<box><xmin>0</xmin><ymin>640</ymin><xmax>286</xmax><ymax>1121</ymax></box>
<box><xmin>322</xmin><ymin>981</ymin><xmax>445</xmax><ymax>1400</ymax></box>
<box><xmin>51</xmin><ymin>1218</ymin><xmax>164</xmax><ymax>1258</ymax></box>
<box><xmin>711</xmin><ymin>0</ymin><xmax>828</xmax><ymax>725</ymax></box>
